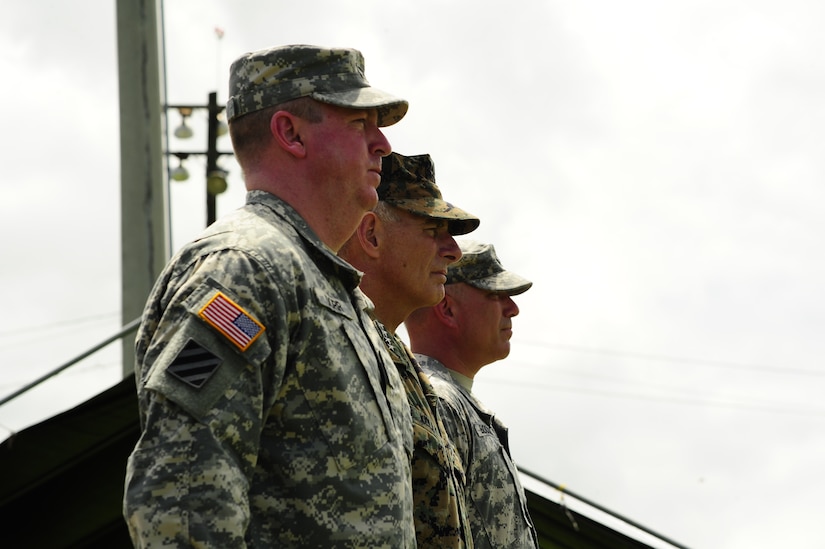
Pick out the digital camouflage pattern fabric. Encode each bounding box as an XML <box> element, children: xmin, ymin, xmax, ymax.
<box><xmin>378</xmin><ymin>152</ymin><xmax>480</xmax><ymax>236</ymax></box>
<box><xmin>447</xmin><ymin>240</ymin><xmax>533</xmax><ymax>295</ymax></box>
<box><xmin>374</xmin><ymin>322</ymin><xmax>473</xmax><ymax>549</ymax></box>
<box><xmin>416</xmin><ymin>355</ymin><xmax>540</xmax><ymax>549</ymax></box>
<box><xmin>124</xmin><ymin>190</ymin><xmax>415</xmax><ymax>548</ymax></box>
<box><xmin>226</xmin><ymin>44</ymin><xmax>408</xmax><ymax>127</ymax></box>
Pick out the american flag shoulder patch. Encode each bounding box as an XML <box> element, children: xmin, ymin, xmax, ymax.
<box><xmin>198</xmin><ymin>291</ymin><xmax>265</xmax><ymax>351</ymax></box>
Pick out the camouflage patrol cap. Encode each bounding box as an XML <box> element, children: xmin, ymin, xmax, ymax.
<box><xmin>378</xmin><ymin>153</ymin><xmax>480</xmax><ymax>236</ymax></box>
<box><xmin>226</xmin><ymin>44</ymin><xmax>408</xmax><ymax>126</ymax></box>
<box><xmin>447</xmin><ymin>240</ymin><xmax>532</xmax><ymax>295</ymax></box>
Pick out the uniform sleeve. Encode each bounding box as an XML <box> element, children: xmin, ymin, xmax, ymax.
<box><xmin>124</xmin><ymin>250</ymin><xmax>287</xmax><ymax>548</ymax></box>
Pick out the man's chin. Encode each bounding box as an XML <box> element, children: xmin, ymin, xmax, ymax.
<box><xmin>364</xmin><ymin>192</ymin><xmax>379</xmax><ymax>211</ymax></box>
<box><xmin>421</xmin><ymin>286</ymin><xmax>445</xmax><ymax>308</ymax></box>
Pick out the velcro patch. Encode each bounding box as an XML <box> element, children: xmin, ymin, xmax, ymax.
<box><xmin>314</xmin><ymin>287</ymin><xmax>353</xmax><ymax>319</ymax></box>
<box><xmin>198</xmin><ymin>291</ymin><xmax>265</xmax><ymax>351</ymax></box>
<box><xmin>167</xmin><ymin>339</ymin><xmax>222</xmax><ymax>389</ymax></box>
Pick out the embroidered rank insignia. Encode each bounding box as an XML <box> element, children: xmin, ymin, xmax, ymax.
<box><xmin>167</xmin><ymin>339</ymin><xmax>222</xmax><ymax>389</ymax></box>
<box><xmin>198</xmin><ymin>291</ymin><xmax>265</xmax><ymax>351</ymax></box>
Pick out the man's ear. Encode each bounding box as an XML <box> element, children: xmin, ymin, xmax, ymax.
<box><xmin>433</xmin><ymin>293</ymin><xmax>459</xmax><ymax>327</ymax></box>
<box><xmin>271</xmin><ymin>111</ymin><xmax>307</xmax><ymax>158</ymax></box>
<box><xmin>355</xmin><ymin>212</ymin><xmax>381</xmax><ymax>258</ymax></box>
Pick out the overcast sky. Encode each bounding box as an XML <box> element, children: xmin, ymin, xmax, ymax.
<box><xmin>2</xmin><ymin>1</ymin><xmax>824</xmax><ymax>548</ymax></box>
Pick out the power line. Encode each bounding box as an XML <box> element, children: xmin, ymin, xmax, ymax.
<box><xmin>0</xmin><ymin>318</ymin><xmax>140</xmax><ymax>408</ymax></box>
<box><xmin>483</xmin><ymin>377</ymin><xmax>825</xmax><ymax>418</ymax></box>
<box><xmin>0</xmin><ymin>312</ymin><xmax>120</xmax><ymax>338</ymax></box>
<box><xmin>0</xmin><ymin>359</ymin><xmax>122</xmax><ymax>391</ymax></box>
<box><xmin>0</xmin><ymin>313</ymin><xmax>123</xmax><ymax>355</ymax></box>
<box><xmin>514</xmin><ymin>359</ymin><xmax>814</xmax><ymax>400</ymax></box>
<box><xmin>499</xmin><ymin>357</ymin><xmax>825</xmax><ymax>416</ymax></box>
<box><xmin>518</xmin><ymin>339</ymin><xmax>825</xmax><ymax>377</ymax></box>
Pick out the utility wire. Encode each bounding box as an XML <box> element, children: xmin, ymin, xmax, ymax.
<box><xmin>482</xmin><ymin>376</ymin><xmax>825</xmax><ymax>418</ymax></box>
<box><xmin>0</xmin><ymin>318</ymin><xmax>140</xmax><ymax>408</ymax></box>
<box><xmin>518</xmin><ymin>339</ymin><xmax>825</xmax><ymax>377</ymax></box>
<box><xmin>0</xmin><ymin>312</ymin><xmax>120</xmax><ymax>339</ymax></box>
<box><xmin>0</xmin><ymin>359</ymin><xmax>121</xmax><ymax>391</ymax></box>
<box><xmin>506</xmin><ymin>358</ymin><xmax>822</xmax><ymax>405</ymax></box>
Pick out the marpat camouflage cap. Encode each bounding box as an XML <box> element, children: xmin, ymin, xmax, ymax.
<box><xmin>447</xmin><ymin>240</ymin><xmax>533</xmax><ymax>295</ymax></box>
<box><xmin>378</xmin><ymin>152</ymin><xmax>480</xmax><ymax>236</ymax></box>
<box><xmin>226</xmin><ymin>44</ymin><xmax>408</xmax><ymax>126</ymax></box>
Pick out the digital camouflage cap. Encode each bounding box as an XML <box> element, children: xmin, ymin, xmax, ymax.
<box><xmin>226</xmin><ymin>44</ymin><xmax>408</xmax><ymax>126</ymax></box>
<box><xmin>447</xmin><ymin>240</ymin><xmax>533</xmax><ymax>295</ymax></box>
<box><xmin>378</xmin><ymin>153</ymin><xmax>480</xmax><ymax>236</ymax></box>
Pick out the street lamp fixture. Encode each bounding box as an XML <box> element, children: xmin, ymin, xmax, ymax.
<box><xmin>166</xmin><ymin>91</ymin><xmax>233</xmax><ymax>225</ymax></box>
<box><xmin>170</xmin><ymin>153</ymin><xmax>190</xmax><ymax>181</ymax></box>
<box><xmin>173</xmin><ymin>107</ymin><xmax>194</xmax><ymax>139</ymax></box>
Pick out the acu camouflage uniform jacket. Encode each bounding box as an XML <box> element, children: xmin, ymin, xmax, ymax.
<box><xmin>375</xmin><ymin>323</ymin><xmax>473</xmax><ymax>549</ymax></box>
<box><xmin>124</xmin><ymin>191</ymin><xmax>415</xmax><ymax>548</ymax></box>
<box><xmin>417</xmin><ymin>354</ymin><xmax>539</xmax><ymax>549</ymax></box>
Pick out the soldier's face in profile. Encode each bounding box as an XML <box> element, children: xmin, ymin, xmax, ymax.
<box><xmin>447</xmin><ymin>283</ymin><xmax>520</xmax><ymax>365</ymax></box>
<box><xmin>381</xmin><ymin>210</ymin><xmax>461</xmax><ymax>310</ymax></box>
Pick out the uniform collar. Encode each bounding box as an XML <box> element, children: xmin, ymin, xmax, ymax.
<box><xmin>246</xmin><ymin>190</ymin><xmax>363</xmax><ymax>290</ymax></box>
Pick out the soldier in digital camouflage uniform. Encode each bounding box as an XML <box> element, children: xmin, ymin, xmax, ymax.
<box><xmin>405</xmin><ymin>241</ymin><xmax>540</xmax><ymax>548</ymax></box>
<box><xmin>338</xmin><ymin>152</ymin><xmax>479</xmax><ymax>548</ymax></box>
<box><xmin>123</xmin><ymin>45</ymin><xmax>417</xmax><ymax>548</ymax></box>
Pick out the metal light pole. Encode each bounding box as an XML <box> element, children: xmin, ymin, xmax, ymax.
<box><xmin>205</xmin><ymin>92</ymin><xmax>222</xmax><ymax>225</ymax></box>
<box><xmin>167</xmin><ymin>91</ymin><xmax>233</xmax><ymax>226</ymax></box>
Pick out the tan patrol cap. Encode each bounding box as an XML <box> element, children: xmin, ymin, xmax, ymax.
<box><xmin>378</xmin><ymin>152</ymin><xmax>480</xmax><ymax>236</ymax></box>
<box><xmin>447</xmin><ymin>240</ymin><xmax>532</xmax><ymax>295</ymax></box>
<box><xmin>226</xmin><ymin>44</ymin><xmax>407</xmax><ymax>126</ymax></box>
